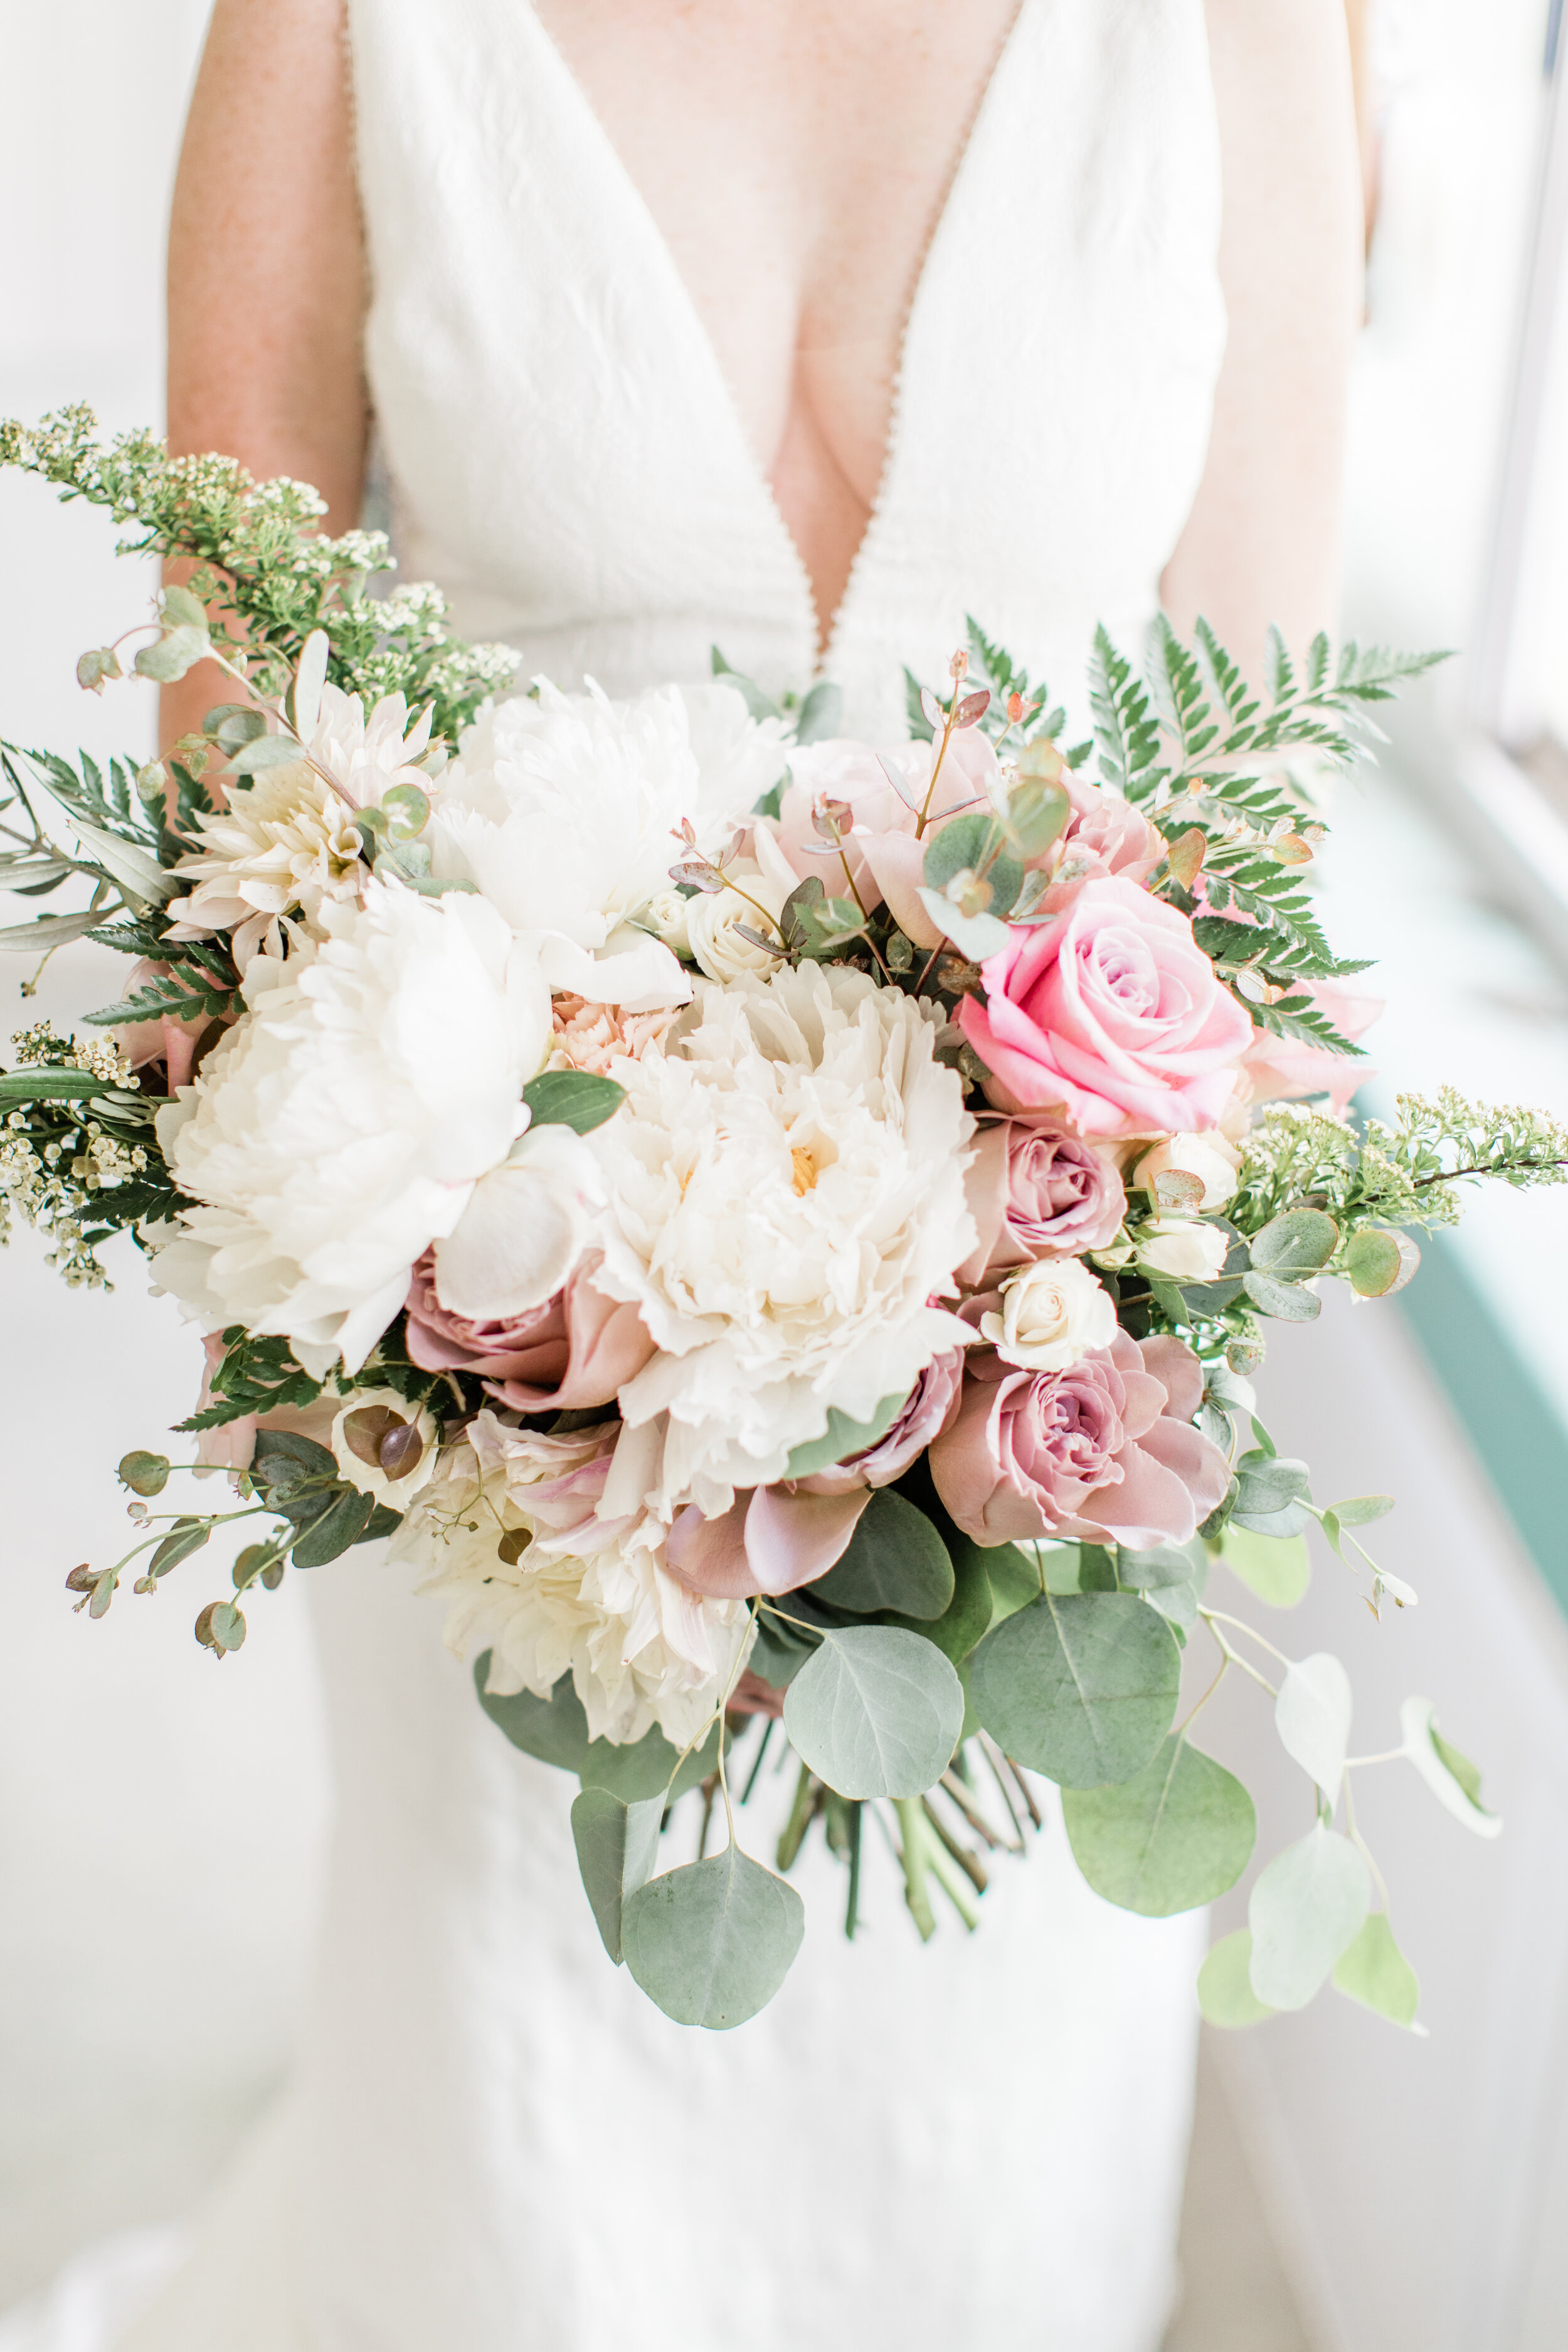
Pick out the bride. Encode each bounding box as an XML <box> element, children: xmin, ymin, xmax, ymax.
<box><xmin>61</xmin><ymin>1</ymin><xmax>1360</xmax><ymax>2346</ymax></box>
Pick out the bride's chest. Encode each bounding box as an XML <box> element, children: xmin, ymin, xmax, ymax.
<box><xmin>531</xmin><ymin>0</ymin><xmax>1019</xmax><ymax>497</ymax></box>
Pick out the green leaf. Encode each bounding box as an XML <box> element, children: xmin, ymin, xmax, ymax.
<box><xmin>783</xmin><ymin>1625</ymin><xmax>965</xmax><ymax>1799</ymax></box>
<box><xmin>1063</xmin><ymin>1735</ymin><xmax>1256</xmax><ymax>1915</ymax></box>
<box><xmin>1232</xmin><ymin>1453</ymin><xmax>1311</xmax><ymax>1518</ymax></box>
<box><xmin>0</xmin><ymin>908</ymin><xmax>110</xmax><ymax>955</ymax></box>
<box><xmin>708</xmin><ymin>648</ymin><xmax>783</xmax><ymax>724</ymax></box>
<box><xmin>783</xmin><ymin>1391</ymin><xmax>908</xmax><ymax>1480</ymax></box>
<box><xmin>914</xmin><ymin>887</ymin><xmax>1012</xmax><ymax>961</ymax></box>
<box><xmin>0</xmin><ymin>1067</ymin><xmax>122</xmax><ymax>1101</ymax></box>
<box><xmin>1117</xmin><ymin>1542</ymin><xmax>1202</xmax><ymax>1592</ymax></box>
<box><xmin>1328</xmin><ymin>1493</ymin><xmax>1395</xmax><ymax>1527</ymax></box>
<box><xmin>794</xmin><ymin>681</ymin><xmax>843</xmax><ymax>744</ymax></box>
<box><xmin>288</xmin><ymin>1485</ymin><xmax>375</xmax><ymax>1567</ymax></box>
<box><xmin>118</xmin><ymin>1449</ymin><xmax>171</xmax><ymax>1497</ymax></box>
<box><xmin>1240</xmin><ymin>1269</ymin><xmax>1322</xmax><ymax>1322</ymax></box>
<box><xmin>969</xmin><ymin>1591</ymin><xmax>1181</xmax><ymax>1788</ymax></box>
<box><xmin>1399</xmin><ymin>1697</ymin><xmax>1501</xmax><ymax>1837</ymax></box>
<box><xmin>521</xmin><ymin>1068</ymin><xmax>626</xmax><ymax>1135</ymax></box>
<box><xmin>889</xmin><ymin>1530</ymin><xmax>995</xmax><ymax>1661</ymax></box>
<box><xmin>133</xmin><ymin>623</ymin><xmax>210</xmax><ymax>684</ymax></box>
<box><xmin>1274</xmin><ymin>1652</ymin><xmax>1352</xmax><ymax>1798</ymax></box>
<box><xmin>569</xmin><ymin>1788</ymin><xmax>664</xmax><ymax>1964</ymax></box>
<box><xmin>1198</xmin><ymin>1929</ymin><xmax>1276</xmax><ymax>2028</ymax></box>
<box><xmin>1249</xmin><ymin>1207</ymin><xmax>1340</xmax><ymax>1273</ymax></box>
<box><xmin>148</xmin><ymin>1517</ymin><xmax>212</xmax><ymax>1576</ymax></box>
<box><xmin>1332</xmin><ymin>1911</ymin><xmax>1422</xmax><ymax>2028</ymax></box>
<box><xmin>65</xmin><ymin>813</ymin><xmax>174</xmax><ymax>906</ymax></box>
<box><xmin>474</xmin><ymin>1660</ymin><xmax>719</xmax><ymax>1801</ymax></box>
<box><xmin>1220</xmin><ymin>1526</ymin><xmax>1311</xmax><ymax>1608</ymax></box>
<box><xmin>1345</xmin><ymin>1227</ymin><xmax>1416</xmax><ymax>1298</ymax></box>
<box><xmin>621</xmin><ymin>1844</ymin><xmax>805</xmax><ymax>2028</ymax></box>
<box><xmin>225</xmin><ymin>731</ymin><xmax>305</xmax><ymax>775</ymax></box>
<box><xmin>1248</xmin><ymin>1825</ymin><xmax>1372</xmax><ymax>2010</ymax></box>
<box><xmin>810</xmin><ymin>1490</ymin><xmax>955</xmax><ymax>1619</ymax></box>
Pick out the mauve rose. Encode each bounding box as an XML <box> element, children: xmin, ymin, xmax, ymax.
<box><xmin>796</xmin><ymin>1348</ymin><xmax>967</xmax><ymax>1496</ymax></box>
<box><xmin>404</xmin><ymin>1248</ymin><xmax>654</xmax><ymax>1412</ymax></box>
<box><xmin>929</xmin><ymin>1327</ymin><xmax>1230</xmax><ymax>1552</ymax></box>
<box><xmin>1054</xmin><ymin>775</ymin><xmax>1162</xmax><ymax>886</ymax></box>
<box><xmin>959</xmin><ymin>875</ymin><xmax>1254</xmax><ymax>1137</ymax></box>
<box><xmin>958</xmin><ymin>1118</ymin><xmax>1126</xmax><ymax>1283</ymax></box>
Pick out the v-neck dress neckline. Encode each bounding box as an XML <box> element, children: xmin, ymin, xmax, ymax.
<box><xmin>511</xmin><ymin>0</ymin><xmax>1033</xmax><ymax>673</ymax></box>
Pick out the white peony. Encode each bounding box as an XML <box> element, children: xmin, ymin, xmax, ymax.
<box><xmin>152</xmin><ymin>879</ymin><xmax>550</xmax><ymax>1376</ymax></box>
<box><xmin>432</xmin><ymin>1123</ymin><xmax>607</xmax><ymax>1322</ymax></box>
<box><xmin>164</xmin><ymin>682</ymin><xmax>444</xmax><ymax>968</ymax></box>
<box><xmin>589</xmin><ymin>963</ymin><xmax>977</xmax><ymax>1518</ymax></box>
<box><xmin>979</xmin><ymin>1256</ymin><xmax>1118</xmax><ymax>1372</ymax></box>
<box><xmin>397</xmin><ymin>1414</ymin><xmax>751</xmax><ymax>1746</ymax></box>
<box><xmin>1135</xmin><ymin>1216</ymin><xmax>1231</xmax><ymax>1282</ymax></box>
<box><xmin>428</xmin><ymin>679</ymin><xmax>788</xmax><ymax>1009</ymax></box>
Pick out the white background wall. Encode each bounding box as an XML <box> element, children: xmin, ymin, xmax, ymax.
<box><xmin>3</xmin><ymin>5</ymin><xmax>1568</xmax><ymax>2346</ymax></box>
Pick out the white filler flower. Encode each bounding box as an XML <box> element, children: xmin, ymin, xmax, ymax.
<box><xmin>591</xmin><ymin>963</ymin><xmax>977</xmax><ymax>1517</ymax></box>
<box><xmin>979</xmin><ymin>1256</ymin><xmax>1118</xmax><ymax>1372</ymax></box>
<box><xmin>398</xmin><ymin>1417</ymin><xmax>751</xmax><ymax>1746</ymax></box>
<box><xmin>153</xmin><ymin>880</ymin><xmax>550</xmax><ymax>1375</ymax></box>
<box><xmin>428</xmin><ymin>679</ymin><xmax>787</xmax><ymax>1009</ymax></box>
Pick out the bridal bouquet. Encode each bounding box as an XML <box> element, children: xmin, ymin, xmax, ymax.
<box><xmin>6</xmin><ymin>411</ymin><xmax>1564</xmax><ymax>2031</ymax></box>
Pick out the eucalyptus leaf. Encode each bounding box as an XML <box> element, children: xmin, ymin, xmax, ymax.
<box><xmin>794</xmin><ymin>681</ymin><xmax>844</xmax><ymax>744</ymax></box>
<box><xmin>1345</xmin><ymin>1226</ymin><xmax>1418</xmax><ymax>1298</ymax></box>
<box><xmin>475</xmin><ymin>1660</ymin><xmax>721</xmax><ymax>1801</ymax></box>
<box><xmin>288</xmin><ymin>1485</ymin><xmax>375</xmax><ymax>1567</ymax></box>
<box><xmin>1249</xmin><ymin>1207</ymin><xmax>1340</xmax><ymax>1274</ymax></box>
<box><xmin>889</xmin><ymin>1532</ymin><xmax>994</xmax><ymax>1662</ymax></box>
<box><xmin>921</xmin><ymin>812</ymin><xmax>1004</xmax><ymax>891</ymax></box>
<box><xmin>133</xmin><ymin>623</ymin><xmax>209</xmax><ymax>683</ymax></box>
<box><xmin>1399</xmin><ymin>1697</ymin><xmax>1501</xmax><ymax>1837</ymax></box>
<box><xmin>226</xmin><ymin>733</ymin><xmax>305</xmax><ymax>776</ymax></box>
<box><xmin>622</xmin><ymin>1844</ymin><xmax>805</xmax><ymax>2028</ymax></box>
<box><xmin>569</xmin><ymin>1788</ymin><xmax>664</xmax><ymax>1964</ymax></box>
<box><xmin>783</xmin><ymin>1391</ymin><xmax>908</xmax><ymax>1480</ymax></box>
<box><xmin>1328</xmin><ymin>1494</ymin><xmax>1394</xmax><ymax>1528</ymax></box>
<box><xmin>1198</xmin><ymin>1929</ymin><xmax>1276</xmax><ymax>2028</ymax></box>
<box><xmin>1248</xmin><ymin>1825</ymin><xmax>1371</xmax><ymax>2010</ymax></box>
<box><xmin>810</xmin><ymin>1490</ymin><xmax>954</xmax><ymax>1620</ymax></box>
<box><xmin>1240</xmin><ymin>1269</ymin><xmax>1322</xmax><ymax>1323</ymax></box>
<box><xmin>521</xmin><ymin>1069</ymin><xmax>627</xmax><ymax>1135</ymax></box>
<box><xmin>1274</xmin><ymin>1652</ymin><xmax>1352</xmax><ymax>1799</ymax></box>
<box><xmin>1332</xmin><ymin>1911</ymin><xmax>1422</xmax><ymax>2029</ymax></box>
<box><xmin>1117</xmin><ymin>1542</ymin><xmax>1202</xmax><ymax>1592</ymax></box>
<box><xmin>915</xmin><ymin>887</ymin><xmax>1012</xmax><ymax>961</ymax></box>
<box><xmin>783</xmin><ymin>1624</ymin><xmax>964</xmax><ymax>1799</ymax></box>
<box><xmin>969</xmin><ymin>1591</ymin><xmax>1181</xmax><ymax>1788</ymax></box>
<box><xmin>148</xmin><ymin>1517</ymin><xmax>211</xmax><ymax>1576</ymax></box>
<box><xmin>1063</xmin><ymin>1735</ymin><xmax>1256</xmax><ymax>1915</ymax></box>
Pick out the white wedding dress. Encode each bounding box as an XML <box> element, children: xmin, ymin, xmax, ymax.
<box><xmin>5</xmin><ymin>3</ymin><xmax>1229</xmax><ymax>2346</ymax></box>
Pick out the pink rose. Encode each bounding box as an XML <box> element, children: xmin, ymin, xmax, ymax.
<box><xmin>929</xmin><ymin>1328</ymin><xmax>1230</xmax><ymax>1552</ymax></box>
<box><xmin>1053</xmin><ymin>775</ymin><xmax>1162</xmax><ymax>886</ymax></box>
<box><xmin>1241</xmin><ymin>979</ymin><xmax>1382</xmax><ymax>1116</ymax></box>
<box><xmin>775</xmin><ymin>731</ymin><xmax>1000</xmax><ymax>947</ymax></box>
<box><xmin>958</xmin><ymin>876</ymin><xmax>1254</xmax><ymax>1137</ymax></box>
<box><xmin>795</xmin><ymin>1350</ymin><xmax>967</xmax><ymax>1496</ymax></box>
<box><xmin>404</xmin><ymin>1249</ymin><xmax>654</xmax><ymax>1413</ymax></box>
<box><xmin>957</xmin><ymin>1118</ymin><xmax>1126</xmax><ymax>1284</ymax></box>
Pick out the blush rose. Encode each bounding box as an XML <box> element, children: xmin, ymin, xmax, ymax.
<box><xmin>958</xmin><ymin>875</ymin><xmax>1254</xmax><ymax>1136</ymax></box>
<box><xmin>958</xmin><ymin>1117</ymin><xmax>1127</xmax><ymax>1283</ymax></box>
<box><xmin>929</xmin><ymin>1327</ymin><xmax>1231</xmax><ymax>1552</ymax></box>
<box><xmin>403</xmin><ymin>1248</ymin><xmax>654</xmax><ymax>1413</ymax></box>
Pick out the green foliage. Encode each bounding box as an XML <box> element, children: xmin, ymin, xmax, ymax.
<box><xmin>1062</xmin><ymin>1735</ymin><xmax>1256</xmax><ymax>1915</ymax></box>
<box><xmin>520</xmin><ymin>1069</ymin><xmax>626</xmax><ymax>1135</ymax></box>
<box><xmin>1248</xmin><ymin>1824</ymin><xmax>1372</xmax><ymax>2010</ymax></box>
<box><xmin>475</xmin><ymin>1660</ymin><xmax>721</xmax><ymax>1802</ymax></box>
<box><xmin>176</xmin><ymin>1328</ymin><xmax>324</xmax><ymax>1431</ymax></box>
<box><xmin>1</xmin><ymin>407</ymin><xmax>517</xmax><ymax>741</ymax></box>
<box><xmin>621</xmin><ymin>1844</ymin><xmax>806</xmax><ymax>2029</ymax></box>
<box><xmin>1198</xmin><ymin>1929</ymin><xmax>1276</xmax><ymax>2028</ymax></box>
<box><xmin>809</xmin><ymin>1491</ymin><xmax>955</xmax><ymax>1620</ymax></box>
<box><xmin>969</xmin><ymin>1591</ymin><xmax>1182</xmax><ymax>1787</ymax></box>
<box><xmin>1332</xmin><ymin>1912</ymin><xmax>1421</xmax><ymax>2029</ymax></box>
<box><xmin>569</xmin><ymin>1788</ymin><xmax>664</xmax><ymax>1964</ymax></box>
<box><xmin>781</xmin><ymin>1623</ymin><xmax>965</xmax><ymax>1799</ymax></box>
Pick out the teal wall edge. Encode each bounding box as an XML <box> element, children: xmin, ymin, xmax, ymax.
<box><xmin>1397</xmin><ymin>1231</ymin><xmax>1568</xmax><ymax>1615</ymax></box>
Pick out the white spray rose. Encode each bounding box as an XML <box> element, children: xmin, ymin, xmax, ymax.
<box><xmin>684</xmin><ymin>826</ymin><xmax>799</xmax><ymax>983</ymax></box>
<box><xmin>589</xmin><ymin>963</ymin><xmax>977</xmax><ymax>1518</ymax></box>
<box><xmin>428</xmin><ymin>679</ymin><xmax>788</xmax><ymax>1009</ymax></box>
<box><xmin>1133</xmin><ymin>1130</ymin><xmax>1241</xmax><ymax>1212</ymax></box>
<box><xmin>152</xmin><ymin>880</ymin><xmax>550</xmax><ymax>1376</ymax></box>
<box><xmin>979</xmin><ymin>1255</ymin><xmax>1118</xmax><ymax>1371</ymax></box>
<box><xmin>646</xmin><ymin>890</ymin><xmax>692</xmax><ymax>958</ymax></box>
<box><xmin>1136</xmin><ymin>1216</ymin><xmax>1231</xmax><ymax>1282</ymax></box>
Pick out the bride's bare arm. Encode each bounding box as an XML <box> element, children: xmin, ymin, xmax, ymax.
<box><xmin>163</xmin><ymin>0</ymin><xmax>366</xmax><ymax>747</ymax></box>
<box><xmin>1162</xmin><ymin>0</ymin><xmax>1364</xmax><ymax>669</ymax></box>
